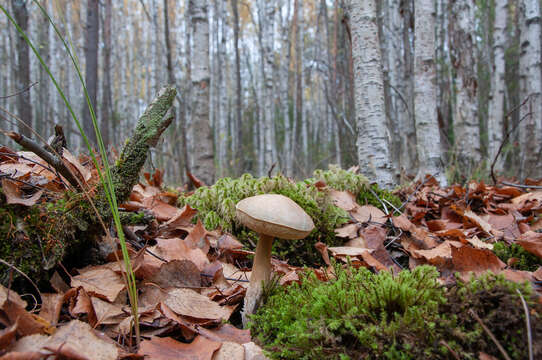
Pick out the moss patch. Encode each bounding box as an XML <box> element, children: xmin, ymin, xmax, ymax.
<box><xmin>249</xmin><ymin>266</ymin><xmax>541</xmax><ymax>360</ymax></box>
<box><xmin>493</xmin><ymin>242</ymin><xmax>542</xmax><ymax>271</ymax></box>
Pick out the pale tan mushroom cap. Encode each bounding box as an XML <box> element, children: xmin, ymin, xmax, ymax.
<box><xmin>235</xmin><ymin>194</ymin><xmax>315</xmax><ymax>239</ymax></box>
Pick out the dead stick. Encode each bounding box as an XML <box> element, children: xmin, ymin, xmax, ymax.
<box><xmin>469</xmin><ymin>309</ymin><xmax>511</xmax><ymax>360</ymax></box>
<box><xmin>7</xmin><ymin>131</ymin><xmax>81</xmax><ymax>190</ymax></box>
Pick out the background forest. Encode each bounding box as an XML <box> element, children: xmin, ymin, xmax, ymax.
<box><xmin>1</xmin><ymin>0</ymin><xmax>541</xmax><ymax>187</ymax></box>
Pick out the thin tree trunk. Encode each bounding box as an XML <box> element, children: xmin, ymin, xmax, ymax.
<box><xmin>37</xmin><ymin>0</ymin><xmax>50</xmax><ymax>137</ymax></box>
<box><xmin>349</xmin><ymin>0</ymin><xmax>396</xmax><ymax>187</ymax></box>
<box><xmin>450</xmin><ymin>0</ymin><xmax>481</xmax><ymax>173</ymax></box>
<box><xmin>231</xmin><ymin>0</ymin><xmax>243</xmax><ymax>175</ymax></box>
<box><xmin>488</xmin><ymin>0</ymin><xmax>508</xmax><ymax>172</ymax></box>
<box><xmin>83</xmin><ymin>0</ymin><xmax>99</xmax><ymax>146</ymax></box>
<box><xmin>11</xmin><ymin>0</ymin><xmax>32</xmax><ymax>138</ymax></box>
<box><xmin>414</xmin><ymin>0</ymin><xmax>446</xmax><ymax>185</ymax></box>
<box><xmin>189</xmin><ymin>0</ymin><xmax>215</xmax><ymax>184</ymax></box>
<box><xmin>101</xmin><ymin>0</ymin><xmax>113</xmax><ymax>149</ymax></box>
<box><xmin>519</xmin><ymin>0</ymin><xmax>542</xmax><ymax>178</ymax></box>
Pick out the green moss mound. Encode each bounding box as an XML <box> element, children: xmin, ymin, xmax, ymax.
<box><xmin>178</xmin><ymin>173</ymin><xmax>349</xmax><ymax>266</ymax></box>
<box><xmin>440</xmin><ymin>272</ymin><xmax>542</xmax><ymax>359</ymax></box>
<box><xmin>249</xmin><ymin>266</ymin><xmax>541</xmax><ymax>360</ymax></box>
<box><xmin>178</xmin><ymin>167</ymin><xmax>400</xmax><ymax>266</ymax></box>
<box><xmin>493</xmin><ymin>242</ymin><xmax>542</xmax><ymax>271</ymax></box>
<box><xmin>249</xmin><ymin>265</ymin><xmax>447</xmax><ymax>359</ymax></box>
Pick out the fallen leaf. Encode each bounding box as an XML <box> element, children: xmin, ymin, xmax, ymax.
<box><xmin>516</xmin><ymin>231</ymin><xmax>542</xmax><ymax>258</ymax></box>
<box><xmin>243</xmin><ymin>341</ymin><xmax>270</xmax><ymax>360</ymax></box>
<box><xmin>71</xmin><ymin>265</ymin><xmax>125</xmax><ymax>302</ymax></box>
<box><xmin>351</xmin><ymin>205</ymin><xmax>387</xmax><ymax>224</ymax></box>
<box><xmin>142</xmin><ymin>197</ymin><xmax>180</xmax><ymax>221</ymax></box>
<box><xmin>463</xmin><ymin>210</ymin><xmax>492</xmax><ymax>234</ymax></box>
<box><xmin>328</xmin><ymin>190</ymin><xmax>357</xmax><ymax>211</ymax></box>
<box><xmin>533</xmin><ymin>266</ymin><xmax>542</xmax><ymax>281</ymax></box>
<box><xmin>334</xmin><ymin>223</ymin><xmax>360</xmax><ymax>239</ymax></box>
<box><xmin>198</xmin><ymin>323</ymin><xmax>251</xmax><ymax>344</ymax></box>
<box><xmin>451</xmin><ymin>245</ymin><xmax>506</xmax><ymax>275</ymax></box>
<box><xmin>212</xmin><ymin>341</ymin><xmax>245</xmax><ymax>360</ymax></box>
<box><xmin>138</xmin><ymin>336</ymin><xmax>221</xmax><ymax>360</ymax></box>
<box><xmin>466</xmin><ymin>235</ymin><xmax>493</xmax><ymax>250</ymax></box>
<box><xmin>1</xmin><ymin>178</ymin><xmax>43</xmax><ymax>206</ymax></box>
<box><xmin>149</xmin><ymin>259</ymin><xmax>201</xmax><ymax>288</ymax></box>
<box><xmin>163</xmin><ymin>288</ymin><xmax>234</xmax><ymax>321</ymax></box>
<box><xmin>62</xmin><ymin>149</ymin><xmax>91</xmax><ymax>181</ymax></box>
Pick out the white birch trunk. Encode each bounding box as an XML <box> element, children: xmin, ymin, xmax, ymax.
<box><xmin>450</xmin><ymin>0</ymin><xmax>481</xmax><ymax>172</ymax></box>
<box><xmin>488</xmin><ymin>0</ymin><xmax>508</xmax><ymax>172</ymax></box>
<box><xmin>190</xmin><ymin>0</ymin><xmax>215</xmax><ymax>184</ymax></box>
<box><xmin>279</xmin><ymin>0</ymin><xmax>293</xmax><ymax>176</ymax></box>
<box><xmin>349</xmin><ymin>0</ymin><xmax>396</xmax><ymax>187</ymax></box>
<box><xmin>414</xmin><ymin>0</ymin><xmax>446</xmax><ymax>185</ymax></box>
<box><xmin>519</xmin><ymin>0</ymin><xmax>542</xmax><ymax>178</ymax></box>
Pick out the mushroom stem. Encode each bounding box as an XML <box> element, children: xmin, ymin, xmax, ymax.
<box><xmin>250</xmin><ymin>234</ymin><xmax>274</xmax><ymax>285</ymax></box>
<box><xmin>242</xmin><ymin>233</ymin><xmax>274</xmax><ymax>327</ymax></box>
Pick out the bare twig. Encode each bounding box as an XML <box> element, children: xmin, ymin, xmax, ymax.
<box><xmin>516</xmin><ymin>289</ymin><xmax>533</xmax><ymax>360</ymax></box>
<box><xmin>0</xmin><ymin>258</ymin><xmax>42</xmax><ymax>304</ymax></box>
<box><xmin>500</xmin><ymin>181</ymin><xmax>542</xmax><ymax>190</ymax></box>
<box><xmin>0</xmin><ymin>82</ymin><xmax>38</xmax><ymax>100</ymax></box>
<box><xmin>7</xmin><ymin>131</ymin><xmax>81</xmax><ymax>190</ymax></box>
<box><xmin>469</xmin><ymin>309</ymin><xmax>511</xmax><ymax>360</ymax></box>
<box><xmin>490</xmin><ymin>96</ymin><xmax>531</xmax><ymax>184</ymax></box>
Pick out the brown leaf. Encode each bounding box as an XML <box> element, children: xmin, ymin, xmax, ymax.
<box><xmin>185</xmin><ymin>220</ymin><xmax>210</xmax><ymax>254</ymax></box>
<box><xmin>334</xmin><ymin>223</ymin><xmax>360</xmax><ymax>239</ymax></box>
<box><xmin>163</xmin><ymin>288</ymin><xmax>234</xmax><ymax>322</ymax></box>
<box><xmin>198</xmin><ymin>323</ymin><xmax>251</xmax><ymax>345</ymax></box>
<box><xmin>516</xmin><ymin>231</ymin><xmax>542</xmax><ymax>258</ymax></box>
<box><xmin>44</xmin><ymin>320</ymin><xmax>119</xmax><ymax>360</ymax></box>
<box><xmin>314</xmin><ymin>242</ymin><xmax>331</xmax><ymax>266</ymax></box>
<box><xmin>138</xmin><ymin>336</ymin><xmax>221</xmax><ymax>360</ymax></box>
<box><xmin>142</xmin><ymin>197</ymin><xmax>180</xmax><ymax>221</ymax></box>
<box><xmin>463</xmin><ymin>210</ymin><xmax>492</xmax><ymax>234</ymax></box>
<box><xmin>159</xmin><ymin>204</ymin><xmax>198</xmax><ymax>234</ymax></box>
<box><xmin>39</xmin><ymin>293</ymin><xmax>64</xmax><ymax>325</ymax></box>
<box><xmin>212</xmin><ymin>341</ymin><xmax>245</xmax><ymax>360</ymax></box>
<box><xmin>71</xmin><ymin>265</ymin><xmax>125</xmax><ymax>302</ymax></box>
<box><xmin>413</xmin><ymin>241</ymin><xmax>462</xmax><ymax>266</ymax></box>
<box><xmin>0</xmin><ymin>322</ymin><xmax>17</xmax><ymax>350</ymax></box>
<box><xmin>392</xmin><ymin>214</ymin><xmax>439</xmax><ymax>249</ymax></box>
<box><xmin>351</xmin><ymin>205</ymin><xmax>387</xmax><ymax>224</ymax></box>
<box><xmin>62</xmin><ymin>149</ymin><xmax>91</xmax><ymax>182</ymax></box>
<box><xmin>533</xmin><ymin>266</ymin><xmax>542</xmax><ymax>281</ymax></box>
<box><xmin>466</xmin><ymin>235</ymin><xmax>493</xmax><ymax>250</ymax></box>
<box><xmin>91</xmin><ymin>297</ymin><xmax>126</xmax><ymax>326</ymax></box>
<box><xmin>151</xmin><ymin>237</ymin><xmax>210</xmax><ymax>271</ymax></box>
<box><xmin>8</xmin><ymin>334</ymin><xmax>48</xmax><ymax>359</ymax></box>
<box><xmin>1</xmin><ymin>179</ymin><xmax>43</xmax><ymax>206</ymax></box>
<box><xmin>150</xmin><ymin>259</ymin><xmax>202</xmax><ymax>288</ymax></box>
<box><xmin>0</xmin><ymin>284</ymin><xmax>27</xmax><ymax>309</ymax></box>
<box><xmin>451</xmin><ymin>245</ymin><xmax>506</xmax><ymax>275</ymax></box>
<box><xmin>328</xmin><ymin>189</ymin><xmax>357</xmax><ymax>211</ymax></box>
<box><xmin>217</xmin><ymin>234</ymin><xmax>244</xmax><ymax>251</ymax></box>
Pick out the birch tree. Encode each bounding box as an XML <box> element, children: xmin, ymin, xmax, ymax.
<box><xmin>189</xmin><ymin>0</ymin><xmax>215</xmax><ymax>185</ymax></box>
<box><xmin>487</xmin><ymin>0</ymin><xmax>507</xmax><ymax>172</ymax></box>
<box><xmin>83</xmin><ymin>0</ymin><xmax>99</xmax><ymax>145</ymax></box>
<box><xmin>450</xmin><ymin>0</ymin><xmax>481</xmax><ymax>172</ymax></box>
<box><xmin>231</xmin><ymin>0</ymin><xmax>243</xmax><ymax>175</ymax></box>
<box><xmin>519</xmin><ymin>0</ymin><xmax>542</xmax><ymax>178</ymax></box>
<box><xmin>414</xmin><ymin>0</ymin><xmax>446</xmax><ymax>185</ymax></box>
<box><xmin>11</xmin><ymin>0</ymin><xmax>32</xmax><ymax>138</ymax></box>
<box><xmin>349</xmin><ymin>0</ymin><xmax>396</xmax><ymax>187</ymax></box>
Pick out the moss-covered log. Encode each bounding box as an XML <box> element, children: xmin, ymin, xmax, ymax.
<box><xmin>0</xmin><ymin>86</ymin><xmax>177</xmax><ymax>286</ymax></box>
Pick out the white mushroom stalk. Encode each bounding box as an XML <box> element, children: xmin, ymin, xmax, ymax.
<box><xmin>235</xmin><ymin>194</ymin><xmax>314</xmax><ymax>327</ymax></box>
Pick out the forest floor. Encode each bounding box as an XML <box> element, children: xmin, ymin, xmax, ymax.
<box><xmin>0</xmin><ymin>145</ymin><xmax>541</xmax><ymax>360</ymax></box>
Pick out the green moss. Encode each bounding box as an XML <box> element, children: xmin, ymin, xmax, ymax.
<box><xmin>439</xmin><ymin>272</ymin><xmax>540</xmax><ymax>359</ymax></box>
<box><xmin>357</xmin><ymin>184</ymin><xmax>403</xmax><ymax>214</ymax></box>
<box><xmin>178</xmin><ymin>173</ymin><xmax>350</xmax><ymax>266</ymax></box>
<box><xmin>493</xmin><ymin>242</ymin><xmax>542</xmax><ymax>271</ymax></box>
<box><xmin>248</xmin><ymin>266</ymin><xmax>541</xmax><ymax>360</ymax></box>
<box><xmin>249</xmin><ymin>265</ymin><xmax>446</xmax><ymax>359</ymax></box>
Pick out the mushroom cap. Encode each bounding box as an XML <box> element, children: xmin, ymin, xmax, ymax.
<box><xmin>235</xmin><ymin>194</ymin><xmax>315</xmax><ymax>240</ymax></box>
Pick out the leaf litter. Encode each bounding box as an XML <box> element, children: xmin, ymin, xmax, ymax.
<box><xmin>1</xmin><ymin>148</ymin><xmax>542</xmax><ymax>359</ymax></box>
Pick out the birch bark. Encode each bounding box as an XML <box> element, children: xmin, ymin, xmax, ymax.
<box><xmin>349</xmin><ymin>0</ymin><xmax>396</xmax><ymax>187</ymax></box>
<box><xmin>450</xmin><ymin>0</ymin><xmax>481</xmax><ymax>172</ymax></box>
<box><xmin>519</xmin><ymin>0</ymin><xmax>542</xmax><ymax>178</ymax></box>
<box><xmin>414</xmin><ymin>0</ymin><xmax>446</xmax><ymax>185</ymax></box>
<box><xmin>189</xmin><ymin>0</ymin><xmax>215</xmax><ymax>184</ymax></box>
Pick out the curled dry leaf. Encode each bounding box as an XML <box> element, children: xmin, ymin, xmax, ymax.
<box><xmin>1</xmin><ymin>178</ymin><xmax>44</xmax><ymax>206</ymax></box>
<box><xmin>163</xmin><ymin>288</ymin><xmax>235</xmax><ymax>322</ymax></box>
<box><xmin>138</xmin><ymin>335</ymin><xmax>221</xmax><ymax>360</ymax></box>
<box><xmin>516</xmin><ymin>231</ymin><xmax>542</xmax><ymax>258</ymax></box>
<box><xmin>71</xmin><ymin>265</ymin><xmax>125</xmax><ymax>302</ymax></box>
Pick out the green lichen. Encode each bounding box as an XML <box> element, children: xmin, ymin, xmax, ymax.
<box><xmin>493</xmin><ymin>242</ymin><xmax>542</xmax><ymax>271</ymax></box>
<box><xmin>249</xmin><ymin>265</ymin><xmax>446</xmax><ymax>359</ymax></box>
<box><xmin>178</xmin><ymin>173</ymin><xmax>349</xmax><ymax>266</ymax></box>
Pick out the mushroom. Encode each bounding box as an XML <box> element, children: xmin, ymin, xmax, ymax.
<box><xmin>236</xmin><ymin>194</ymin><xmax>315</xmax><ymax>326</ymax></box>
